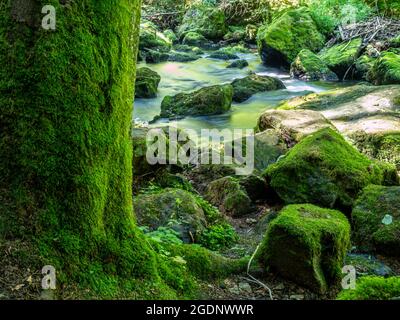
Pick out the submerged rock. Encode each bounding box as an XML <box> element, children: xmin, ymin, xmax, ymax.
<box><xmin>258</xmin><ymin>204</ymin><xmax>351</xmax><ymax>293</ymax></box>
<box><xmin>178</xmin><ymin>5</ymin><xmax>227</xmax><ymax>40</ymax></box>
<box><xmin>231</xmin><ymin>74</ymin><xmax>285</xmax><ymax>103</ymax></box>
<box><xmin>367</xmin><ymin>51</ymin><xmax>400</xmax><ymax>85</ymax></box>
<box><xmin>318</xmin><ymin>38</ymin><xmax>362</xmax><ymax>80</ymax></box>
<box><xmin>133</xmin><ymin>188</ymin><xmax>208</xmax><ymax>243</ymax></box>
<box><xmin>168</xmin><ymin>51</ymin><xmax>200</xmax><ymax>62</ymax></box>
<box><xmin>290</xmin><ymin>49</ymin><xmax>338</xmax><ymax>81</ymax></box>
<box><xmin>227</xmin><ymin>59</ymin><xmax>249</xmax><ymax>69</ymax></box>
<box><xmin>135</xmin><ymin>67</ymin><xmax>161</xmax><ymax>98</ymax></box>
<box><xmin>257</xmin><ymin>109</ymin><xmax>335</xmax><ymax>146</ymax></box>
<box><xmin>159</xmin><ymin>84</ymin><xmax>233</xmax><ymax>119</ymax></box>
<box><xmin>257</xmin><ymin>8</ymin><xmax>325</xmax><ymax>68</ymax></box>
<box><xmin>264</xmin><ymin>128</ymin><xmax>398</xmax><ymax>210</ymax></box>
<box><xmin>205</xmin><ymin>176</ymin><xmax>253</xmax><ymax>217</ymax></box>
<box><xmin>352</xmin><ymin>185</ymin><xmax>400</xmax><ymax>256</ymax></box>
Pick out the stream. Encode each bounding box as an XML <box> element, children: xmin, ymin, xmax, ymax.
<box><xmin>133</xmin><ymin>51</ymin><xmax>348</xmax><ymax>132</ymax></box>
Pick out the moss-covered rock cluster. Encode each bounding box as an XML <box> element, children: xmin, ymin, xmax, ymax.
<box><xmin>257</xmin><ymin>8</ymin><xmax>325</xmax><ymax>68</ymax></box>
<box><xmin>159</xmin><ymin>84</ymin><xmax>233</xmax><ymax>119</ymax></box>
<box><xmin>258</xmin><ymin>204</ymin><xmax>351</xmax><ymax>293</ymax></box>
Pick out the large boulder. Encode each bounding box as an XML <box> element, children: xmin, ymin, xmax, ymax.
<box><xmin>178</xmin><ymin>5</ymin><xmax>227</xmax><ymax>40</ymax></box>
<box><xmin>277</xmin><ymin>84</ymin><xmax>400</xmax><ymax>137</ymax></box>
<box><xmin>257</xmin><ymin>109</ymin><xmax>335</xmax><ymax>146</ymax></box>
<box><xmin>257</xmin><ymin>8</ymin><xmax>325</xmax><ymax>68</ymax></box>
<box><xmin>204</xmin><ymin>176</ymin><xmax>253</xmax><ymax>217</ymax></box>
<box><xmin>264</xmin><ymin>128</ymin><xmax>398</xmax><ymax>211</ymax></box>
<box><xmin>231</xmin><ymin>74</ymin><xmax>285</xmax><ymax>103</ymax></box>
<box><xmin>258</xmin><ymin>204</ymin><xmax>350</xmax><ymax>293</ymax></box>
<box><xmin>182</xmin><ymin>32</ymin><xmax>209</xmax><ymax>47</ymax></box>
<box><xmin>135</xmin><ymin>67</ymin><xmax>161</xmax><ymax>98</ymax></box>
<box><xmin>159</xmin><ymin>84</ymin><xmax>233</xmax><ymax>119</ymax></box>
<box><xmin>318</xmin><ymin>38</ymin><xmax>362</xmax><ymax>80</ymax></box>
<box><xmin>133</xmin><ymin>188</ymin><xmax>209</xmax><ymax>243</ymax></box>
<box><xmin>367</xmin><ymin>51</ymin><xmax>400</xmax><ymax>85</ymax></box>
<box><xmin>352</xmin><ymin>185</ymin><xmax>400</xmax><ymax>256</ymax></box>
<box><xmin>290</xmin><ymin>49</ymin><xmax>338</xmax><ymax>81</ymax></box>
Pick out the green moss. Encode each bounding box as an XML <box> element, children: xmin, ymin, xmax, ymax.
<box><xmin>352</xmin><ymin>185</ymin><xmax>400</xmax><ymax>256</ymax></box>
<box><xmin>355</xmin><ymin>54</ymin><xmax>376</xmax><ymax>80</ymax></box>
<box><xmin>337</xmin><ymin>276</ymin><xmax>400</xmax><ymax>300</ymax></box>
<box><xmin>264</xmin><ymin>128</ymin><xmax>397</xmax><ymax>211</ymax></box>
<box><xmin>290</xmin><ymin>49</ymin><xmax>338</xmax><ymax>81</ymax></box>
<box><xmin>231</xmin><ymin>74</ymin><xmax>285</xmax><ymax>103</ymax></box>
<box><xmin>135</xmin><ymin>67</ymin><xmax>161</xmax><ymax>99</ymax></box>
<box><xmin>257</xmin><ymin>8</ymin><xmax>325</xmax><ymax>68</ymax></box>
<box><xmin>227</xmin><ymin>59</ymin><xmax>249</xmax><ymax>69</ymax></box>
<box><xmin>367</xmin><ymin>51</ymin><xmax>400</xmax><ymax>85</ymax></box>
<box><xmin>318</xmin><ymin>38</ymin><xmax>362</xmax><ymax>80</ymax></box>
<box><xmin>199</xmin><ymin>223</ymin><xmax>239</xmax><ymax>251</ymax></box>
<box><xmin>139</xmin><ymin>20</ymin><xmax>172</xmax><ymax>51</ymax></box>
<box><xmin>160</xmin><ymin>84</ymin><xmax>233</xmax><ymax>119</ymax></box>
<box><xmin>258</xmin><ymin>204</ymin><xmax>351</xmax><ymax>293</ymax></box>
<box><xmin>182</xmin><ymin>32</ymin><xmax>208</xmax><ymax>47</ymax></box>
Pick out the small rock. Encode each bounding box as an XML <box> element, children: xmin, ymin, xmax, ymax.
<box><xmin>238</xmin><ymin>282</ymin><xmax>252</xmax><ymax>294</ymax></box>
<box><xmin>228</xmin><ymin>285</ymin><xmax>240</xmax><ymax>295</ymax></box>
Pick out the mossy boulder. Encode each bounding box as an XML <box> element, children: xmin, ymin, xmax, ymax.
<box><xmin>231</xmin><ymin>74</ymin><xmax>285</xmax><ymax>103</ymax></box>
<box><xmin>367</xmin><ymin>51</ymin><xmax>400</xmax><ymax>85</ymax></box>
<box><xmin>174</xmin><ymin>44</ymin><xmax>204</xmax><ymax>55</ymax></box>
<box><xmin>178</xmin><ymin>5</ymin><xmax>227</xmax><ymax>40</ymax></box>
<box><xmin>352</xmin><ymin>185</ymin><xmax>400</xmax><ymax>256</ymax></box>
<box><xmin>350</xmin><ymin>131</ymin><xmax>400</xmax><ymax>170</ymax></box>
<box><xmin>205</xmin><ymin>176</ymin><xmax>253</xmax><ymax>217</ymax></box>
<box><xmin>337</xmin><ymin>276</ymin><xmax>400</xmax><ymax>300</ymax></box>
<box><xmin>160</xmin><ymin>84</ymin><xmax>233</xmax><ymax>119</ymax></box>
<box><xmin>257</xmin><ymin>8</ymin><xmax>325</xmax><ymax>68</ymax></box>
<box><xmin>227</xmin><ymin>59</ymin><xmax>249</xmax><ymax>69</ymax></box>
<box><xmin>264</xmin><ymin>128</ymin><xmax>398</xmax><ymax>211</ymax></box>
<box><xmin>163</xmin><ymin>29</ymin><xmax>178</xmax><ymax>44</ymax></box>
<box><xmin>258</xmin><ymin>204</ymin><xmax>351</xmax><ymax>293</ymax></box>
<box><xmin>223</xmin><ymin>26</ymin><xmax>246</xmax><ymax>43</ymax></box>
<box><xmin>208</xmin><ymin>51</ymin><xmax>239</xmax><ymax>60</ymax></box>
<box><xmin>290</xmin><ymin>49</ymin><xmax>338</xmax><ymax>81</ymax></box>
<box><xmin>182</xmin><ymin>32</ymin><xmax>209</xmax><ymax>47</ymax></box>
<box><xmin>318</xmin><ymin>38</ymin><xmax>362</xmax><ymax>80</ymax></box>
<box><xmin>143</xmin><ymin>49</ymin><xmax>170</xmax><ymax>63</ymax></box>
<box><xmin>168</xmin><ymin>51</ymin><xmax>200</xmax><ymax>62</ymax></box>
<box><xmin>135</xmin><ymin>67</ymin><xmax>161</xmax><ymax>98</ymax></box>
<box><xmin>139</xmin><ymin>21</ymin><xmax>172</xmax><ymax>52</ymax></box>
<box><xmin>277</xmin><ymin>84</ymin><xmax>400</xmax><ymax>137</ymax></box>
<box><xmin>133</xmin><ymin>188</ymin><xmax>209</xmax><ymax>243</ymax></box>
<box><xmin>257</xmin><ymin>109</ymin><xmax>335</xmax><ymax>146</ymax></box>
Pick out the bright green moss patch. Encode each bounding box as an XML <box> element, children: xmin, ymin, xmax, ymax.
<box><xmin>352</xmin><ymin>185</ymin><xmax>400</xmax><ymax>256</ymax></box>
<box><xmin>257</xmin><ymin>8</ymin><xmax>325</xmax><ymax>68</ymax></box>
<box><xmin>264</xmin><ymin>128</ymin><xmax>398</xmax><ymax>211</ymax></box>
<box><xmin>258</xmin><ymin>204</ymin><xmax>351</xmax><ymax>293</ymax></box>
<box><xmin>367</xmin><ymin>51</ymin><xmax>400</xmax><ymax>85</ymax></box>
<box><xmin>337</xmin><ymin>276</ymin><xmax>400</xmax><ymax>300</ymax></box>
<box><xmin>318</xmin><ymin>38</ymin><xmax>362</xmax><ymax>80</ymax></box>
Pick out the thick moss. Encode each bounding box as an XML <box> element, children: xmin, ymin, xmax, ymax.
<box><xmin>182</xmin><ymin>31</ymin><xmax>208</xmax><ymax>47</ymax></box>
<box><xmin>208</xmin><ymin>51</ymin><xmax>239</xmax><ymax>60</ymax></box>
<box><xmin>319</xmin><ymin>38</ymin><xmax>362</xmax><ymax>80</ymax></box>
<box><xmin>0</xmin><ymin>0</ymin><xmax>187</xmax><ymax>299</ymax></box>
<box><xmin>135</xmin><ymin>67</ymin><xmax>161</xmax><ymax>99</ymax></box>
<box><xmin>178</xmin><ymin>5</ymin><xmax>227</xmax><ymax>40</ymax></box>
<box><xmin>205</xmin><ymin>176</ymin><xmax>253</xmax><ymax>217</ymax></box>
<box><xmin>367</xmin><ymin>51</ymin><xmax>400</xmax><ymax>85</ymax></box>
<box><xmin>163</xmin><ymin>29</ymin><xmax>178</xmax><ymax>44</ymax></box>
<box><xmin>352</xmin><ymin>185</ymin><xmax>400</xmax><ymax>256</ymax></box>
<box><xmin>231</xmin><ymin>74</ymin><xmax>285</xmax><ymax>103</ymax></box>
<box><xmin>160</xmin><ymin>84</ymin><xmax>233</xmax><ymax>119</ymax></box>
<box><xmin>290</xmin><ymin>49</ymin><xmax>338</xmax><ymax>81</ymax></box>
<box><xmin>227</xmin><ymin>59</ymin><xmax>249</xmax><ymax>69</ymax></box>
<box><xmin>264</xmin><ymin>128</ymin><xmax>398</xmax><ymax>211</ymax></box>
<box><xmin>168</xmin><ymin>51</ymin><xmax>200</xmax><ymax>62</ymax></box>
<box><xmin>258</xmin><ymin>204</ymin><xmax>351</xmax><ymax>293</ymax></box>
<box><xmin>257</xmin><ymin>8</ymin><xmax>325</xmax><ymax>69</ymax></box>
<box><xmin>337</xmin><ymin>276</ymin><xmax>400</xmax><ymax>300</ymax></box>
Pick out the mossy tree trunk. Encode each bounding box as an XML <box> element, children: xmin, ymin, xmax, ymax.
<box><xmin>0</xmin><ymin>0</ymin><xmax>174</xmax><ymax>298</ymax></box>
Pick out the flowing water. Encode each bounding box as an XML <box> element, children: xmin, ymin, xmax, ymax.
<box><xmin>133</xmin><ymin>51</ymin><xmax>346</xmax><ymax>132</ymax></box>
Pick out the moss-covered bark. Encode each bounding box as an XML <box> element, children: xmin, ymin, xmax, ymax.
<box><xmin>0</xmin><ymin>0</ymin><xmax>181</xmax><ymax>299</ymax></box>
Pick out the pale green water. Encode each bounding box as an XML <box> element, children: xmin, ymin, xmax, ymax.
<box><xmin>133</xmin><ymin>51</ymin><xmax>346</xmax><ymax>132</ymax></box>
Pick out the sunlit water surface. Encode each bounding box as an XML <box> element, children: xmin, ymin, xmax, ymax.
<box><xmin>133</xmin><ymin>52</ymin><xmax>347</xmax><ymax>133</ymax></box>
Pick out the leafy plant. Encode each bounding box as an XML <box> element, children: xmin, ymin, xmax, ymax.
<box><xmin>199</xmin><ymin>223</ymin><xmax>238</xmax><ymax>251</ymax></box>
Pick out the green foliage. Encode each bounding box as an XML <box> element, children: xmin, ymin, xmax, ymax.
<box><xmin>367</xmin><ymin>51</ymin><xmax>400</xmax><ymax>85</ymax></box>
<box><xmin>337</xmin><ymin>276</ymin><xmax>400</xmax><ymax>300</ymax></box>
<box><xmin>141</xmin><ymin>226</ymin><xmax>184</xmax><ymax>244</ymax></box>
<box><xmin>308</xmin><ymin>0</ymin><xmax>372</xmax><ymax>36</ymax></box>
<box><xmin>199</xmin><ymin>223</ymin><xmax>239</xmax><ymax>251</ymax></box>
<box><xmin>258</xmin><ymin>204</ymin><xmax>351</xmax><ymax>293</ymax></box>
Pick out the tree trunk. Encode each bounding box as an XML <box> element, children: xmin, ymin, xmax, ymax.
<box><xmin>0</xmin><ymin>0</ymin><xmax>171</xmax><ymax>298</ymax></box>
